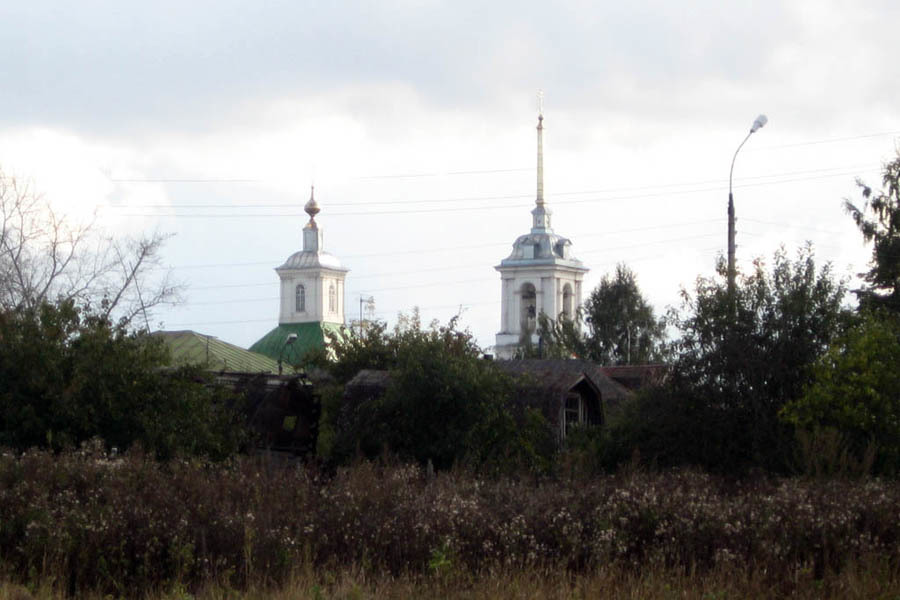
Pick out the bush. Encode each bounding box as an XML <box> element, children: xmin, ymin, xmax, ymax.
<box><xmin>605</xmin><ymin>247</ymin><xmax>849</xmax><ymax>474</ymax></box>
<box><xmin>328</xmin><ymin>313</ymin><xmax>555</xmax><ymax>473</ymax></box>
<box><xmin>782</xmin><ymin>312</ymin><xmax>900</xmax><ymax>475</ymax></box>
<box><xmin>0</xmin><ymin>301</ymin><xmax>246</xmax><ymax>459</ymax></box>
<box><xmin>2</xmin><ymin>450</ymin><xmax>900</xmax><ymax>595</ymax></box>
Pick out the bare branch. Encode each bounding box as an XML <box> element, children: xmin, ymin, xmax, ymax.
<box><xmin>0</xmin><ymin>166</ymin><xmax>182</xmax><ymax>326</ymax></box>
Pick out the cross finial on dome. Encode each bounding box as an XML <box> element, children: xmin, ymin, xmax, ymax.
<box><xmin>304</xmin><ymin>185</ymin><xmax>320</xmax><ymax>225</ymax></box>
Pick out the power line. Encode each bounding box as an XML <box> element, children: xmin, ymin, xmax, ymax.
<box><xmin>110</xmin><ymin>167</ymin><xmax>882</xmax><ymax>219</ymax></box>
<box><xmin>756</xmin><ymin>131</ymin><xmax>900</xmax><ymax>150</ymax></box>
<box><xmin>109</xmin><ymin>178</ymin><xmax>259</xmax><ymax>183</ymax></box>
<box><xmin>98</xmin><ymin>165</ymin><xmax>873</xmax><ymax>209</ymax></box>
<box><xmin>161</xmin><ymin>219</ymin><xmax>726</xmax><ymax>272</ymax></box>
<box><xmin>741</xmin><ymin>218</ymin><xmax>850</xmax><ymax>235</ymax></box>
<box><xmin>106</xmin><ymin>163</ymin><xmax>876</xmax><ymax>211</ymax></box>
<box><xmin>103</xmin><ymin>129</ymin><xmax>900</xmax><ymax>185</ymax></box>
<box><xmin>180</xmin><ymin>241</ymin><xmax>725</xmax><ymax>307</ymax></box>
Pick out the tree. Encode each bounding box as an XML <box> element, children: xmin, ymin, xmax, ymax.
<box><xmin>535</xmin><ymin>264</ymin><xmax>666</xmax><ymax>364</ymax></box>
<box><xmin>582</xmin><ymin>264</ymin><xmax>666</xmax><ymax>364</ymax></box>
<box><xmin>781</xmin><ymin>313</ymin><xmax>900</xmax><ymax>475</ymax></box>
<box><xmin>844</xmin><ymin>151</ymin><xmax>900</xmax><ymax>313</ymax></box>
<box><xmin>0</xmin><ymin>168</ymin><xmax>179</xmax><ymax>326</ymax></box>
<box><xmin>328</xmin><ymin>312</ymin><xmax>555</xmax><ymax>471</ymax></box>
<box><xmin>609</xmin><ymin>246</ymin><xmax>850</xmax><ymax>473</ymax></box>
<box><xmin>0</xmin><ymin>301</ymin><xmax>247</xmax><ymax>459</ymax></box>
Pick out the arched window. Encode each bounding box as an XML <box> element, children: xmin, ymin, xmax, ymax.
<box><xmin>562</xmin><ymin>284</ymin><xmax>573</xmax><ymax>319</ymax></box>
<box><xmin>520</xmin><ymin>283</ymin><xmax>536</xmax><ymax>331</ymax></box>
<box><xmin>328</xmin><ymin>282</ymin><xmax>336</xmax><ymax>313</ymax></box>
<box><xmin>295</xmin><ymin>284</ymin><xmax>306</xmax><ymax>312</ymax></box>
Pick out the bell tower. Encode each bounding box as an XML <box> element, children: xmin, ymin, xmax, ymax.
<box><xmin>494</xmin><ymin>105</ymin><xmax>588</xmax><ymax>359</ymax></box>
<box><xmin>250</xmin><ymin>186</ymin><xmax>349</xmax><ymax>365</ymax></box>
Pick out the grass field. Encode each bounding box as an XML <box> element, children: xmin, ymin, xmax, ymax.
<box><xmin>3</xmin><ymin>563</ymin><xmax>900</xmax><ymax>599</ymax></box>
<box><xmin>2</xmin><ymin>447</ymin><xmax>900</xmax><ymax>598</ymax></box>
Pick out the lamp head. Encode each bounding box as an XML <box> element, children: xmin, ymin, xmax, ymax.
<box><xmin>751</xmin><ymin>114</ymin><xmax>768</xmax><ymax>133</ymax></box>
<box><xmin>285</xmin><ymin>333</ymin><xmax>298</xmax><ymax>345</ymax></box>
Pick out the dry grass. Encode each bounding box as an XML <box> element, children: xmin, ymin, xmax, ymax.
<box><xmin>3</xmin><ymin>562</ymin><xmax>900</xmax><ymax>600</ymax></box>
<box><xmin>2</xmin><ymin>447</ymin><xmax>900</xmax><ymax>598</ymax></box>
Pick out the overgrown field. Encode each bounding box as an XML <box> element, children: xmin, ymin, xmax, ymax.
<box><xmin>1</xmin><ymin>446</ymin><xmax>900</xmax><ymax>597</ymax></box>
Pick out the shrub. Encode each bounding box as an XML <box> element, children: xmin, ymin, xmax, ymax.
<box><xmin>0</xmin><ymin>301</ymin><xmax>246</xmax><ymax>459</ymax></box>
<box><xmin>2</xmin><ymin>450</ymin><xmax>900</xmax><ymax>595</ymax></box>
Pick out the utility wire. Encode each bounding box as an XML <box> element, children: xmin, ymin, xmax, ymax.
<box><xmin>161</xmin><ymin>219</ymin><xmax>725</xmax><ymax>272</ymax></box>
<box><xmin>104</xmin><ymin>130</ymin><xmax>900</xmax><ymax>185</ymax></box>
<box><xmin>107</xmin><ymin>164</ymin><xmax>873</xmax><ymax>209</ymax></box>
<box><xmin>111</xmin><ymin>167</ymin><xmax>881</xmax><ymax>218</ymax></box>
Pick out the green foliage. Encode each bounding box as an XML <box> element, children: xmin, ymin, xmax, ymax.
<box><xmin>845</xmin><ymin>151</ymin><xmax>900</xmax><ymax>313</ymax></box>
<box><xmin>781</xmin><ymin>312</ymin><xmax>900</xmax><ymax>474</ymax></box>
<box><xmin>322</xmin><ymin>320</ymin><xmax>397</xmax><ymax>384</ymax></box>
<box><xmin>329</xmin><ymin>312</ymin><xmax>555</xmax><ymax>472</ymax></box>
<box><xmin>535</xmin><ymin>264</ymin><xmax>667</xmax><ymax>364</ymax></box>
<box><xmin>582</xmin><ymin>264</ymin><xmax>667</xmax><ymax>364</ymax></box>
<box><xmin>609</xmin><ymin>246</ymin><xmax>850</xmax><ymax>473</ymax></box>
<box><xmin>0</xmin><ymin>301</ymin><xmax>246</xmax><ymax>459</ymax></box>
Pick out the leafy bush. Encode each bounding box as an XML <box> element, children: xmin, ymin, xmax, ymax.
<box><xmin>605</xmin><ymin>246</ymin><xmax>850</xmax><ymax>474</ymax></box>
<box><xmin>0</xmin><ymin>301</ymin><xmax>246</xmax><ymax>459</ymax></box>
<box><xmin>328</xmin><ymin>313</ymin><xmax>555</xmax><ymax>472</ymax></box>
<box><xmin>782</xmin><ymin>312</ymin><xmax>900</xmax><ymax>475</ymax></box>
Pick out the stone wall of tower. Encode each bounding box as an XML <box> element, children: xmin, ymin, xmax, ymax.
<box><xmin>495</xmin><ymin>266</ymin><xmax>586</xmax><ymax>359</ymax></box>
<box><xmin>278</xmin><ymin>270</ymin><xmax>346</xmax><ymax>325</ymax></box>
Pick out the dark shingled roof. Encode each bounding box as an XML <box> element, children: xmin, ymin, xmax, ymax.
<box><xmin>601</xmin><ymin>364</ymin><xmax>670</xmax><ymax>391</ymax></box>
<box><xmin>341</xmin><ymin>360</ymin><xmax>631</xmax><ymax>428</ymax></box>
<box><xmin>496</xmin><ymin>359</ymin><xmax>631</xmax><ymax>408</ymax></box>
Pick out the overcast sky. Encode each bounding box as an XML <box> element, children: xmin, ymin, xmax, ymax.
<box><xmin>2</xmin><ymin>0</ymin><xmax>899</xmax><ymax>350</ymax></box>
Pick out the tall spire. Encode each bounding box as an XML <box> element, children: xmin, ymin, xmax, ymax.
<box><xmin>536</xmin><ymin>90</ymin><xmax>544</xmax><ymax>206</ymax></box>
<box><xmin>531</xmin><ymin>92</ymin><xmax>552</xmax><ymax>232</ymax></box>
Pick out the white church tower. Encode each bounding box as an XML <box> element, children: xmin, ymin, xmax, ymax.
<box><xmin>494</xmin><ymin>109</ymin><xmax>589</xmax><ymax>359</ymax></box>
<box><xmin>250</xmin><ymin>187</ymin><xmax>348</xmax><ymax>365</ymax></box>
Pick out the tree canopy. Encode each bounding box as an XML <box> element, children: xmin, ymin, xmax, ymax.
<box><xmin>608</xmin><ymin>246</ymin><xmax>850</xmax><ymax>473</ymax></box>
<box><xmin>533</xmin><ymin>264</ymin><xmax>666</xmax><ymax>364</ymax></box>
<box><xmin>0</xmin><ymin>301</ymin><xmax>246</xmax><ymax>459</ymax></box>
<box><xmin>845</xmin><ymin>151</ymin><xmax>900</xmax><ymax>313</ymax></box>
<box><xmin>327</xmin><ymin>312</ymin><xmax>555</xmax><ymax>472</ymax></box>
<box><xmin>781</xmin><ymin>312</ymin><xmax>900</xmax><ymax>474</ymax></box>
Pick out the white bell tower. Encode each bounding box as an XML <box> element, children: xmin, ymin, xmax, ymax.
<box><xmin>494</xmin><ymin>106</ymin><xmax>588</xmax><ymax>359</ymax></box>
<box><xmin>275</xmin><ymin>186</ymin><xmax>348</xmax><ymax>325</ymax></box>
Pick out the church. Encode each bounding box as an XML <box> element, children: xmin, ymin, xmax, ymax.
<box><xmin>249</xmin><ymin>108</ymin><xmax>589</xmax><ymax>363</ymax></box>
<box><xmin>161</xmin><ymin>109</ymin><xmax>591</xmax><ymax>368</ymax></box>
<box><xmin>248</xmin><ymin>187</ymin><xmax>348</xmax><ymax>367</ymax></box>
<box><xmin>494</xmin><ymin>111</ymin><xmax>589</xmax><ymax>359</ymax></box>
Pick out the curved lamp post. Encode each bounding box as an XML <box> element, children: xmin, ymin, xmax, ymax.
<box><xmin>728</xmin><ymin>114</ymin><xmax>767</xmax><ymax>294</ymax></box>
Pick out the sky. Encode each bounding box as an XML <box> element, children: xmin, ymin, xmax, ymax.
<box><xmin>2</xmin><ymin>0</ymin><xmax>899</xmax><ymax>351</ymax></box>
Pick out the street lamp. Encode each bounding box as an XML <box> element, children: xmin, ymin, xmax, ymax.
<box><xmin>278</xmin><ymin>333</ymin><xmax>298</xmax><ymax>375</ymax></box>
<box><xmin>728</xmin><ymin>114</ymin><xmax>767</xmax><ymax>293</ymax></box>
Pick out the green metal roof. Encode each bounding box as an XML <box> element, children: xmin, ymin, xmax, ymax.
<box><xmin>249</xmin><ymin>322</ymin><xmax>346</xmax><ymax>365</ymax></box>
<box><xmin>154</xmin><ymin>330</ymin><xmax>287</xmax><ymax>374</ymax></box>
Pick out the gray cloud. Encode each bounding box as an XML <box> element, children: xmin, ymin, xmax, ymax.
<box><xmin>2</xmin><ymin>0</ymin><xmax>809</xmax><ymax>135</ymax></box>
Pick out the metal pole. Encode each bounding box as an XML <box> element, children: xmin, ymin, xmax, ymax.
<box><xmin>728</xmin><ymin>130</ymin><xmax>752</xmax><ymax>295</ymax></box>
<box><xmin>727</xmin><ymin>115</ymin><xmax>767</xmax><ymax>296</ymax></box>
